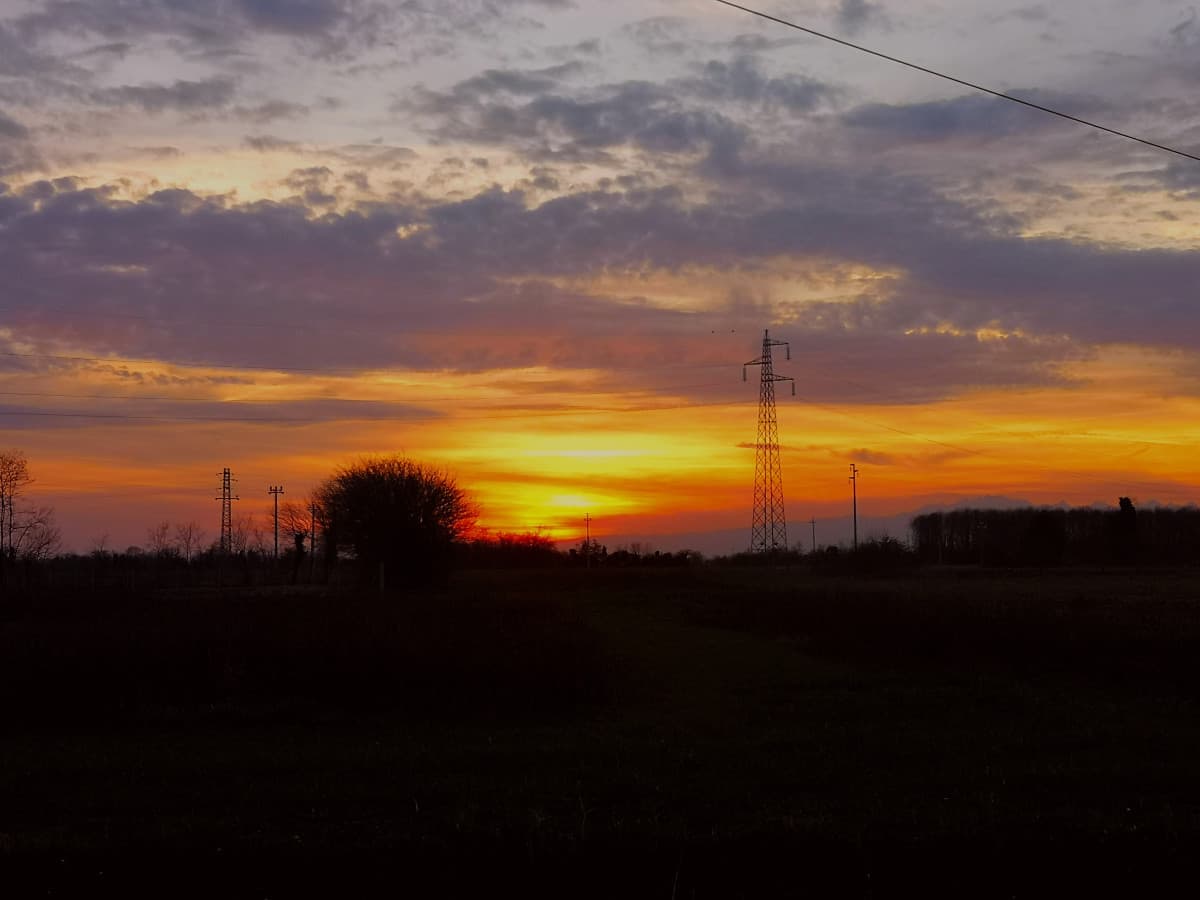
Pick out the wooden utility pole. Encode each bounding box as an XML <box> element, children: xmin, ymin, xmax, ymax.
<box><xmin>268</xmin><ymin>485</ymin><xmax>284</xmax><ymax>559</ymax></box>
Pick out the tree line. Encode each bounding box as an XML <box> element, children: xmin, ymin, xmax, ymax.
<box><xmin>12</xmin><ymin>443</ymin><xmax>1200</xmax><ymax>586</ymax></box>
<box><xmin>909</xmin><ymin>499</ymin><xmax>1200</xmax><ymax>566</ymax></box>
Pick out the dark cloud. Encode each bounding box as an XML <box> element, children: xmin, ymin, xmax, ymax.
<box><xmin>2</xmin><ymin>165</ymin><xmax>1199</xmax><ymax>402</ymax></box>
<box><xmin>844</xmin><ymin>91</ymin><xmax>1112</xmax><ymax>146</ymax></box>
<box><xmin>282</xmin><ymin>166</ymin><xmax>337</xmax><ymax>205</ymax></box>
<box><xmin>451</xmin><ymin>62</ymin><xmax>586</xmax><ymax>99</ymax></box>
<box><xmin>0</xmin><ymin>395</ymin><xmax>439</xmax><ymax>430</ymax></box>
<box><xmin>835</xmin><ymin>0</ymin><xmax>886</xmax><ymax>35</ymax></box>
<box><xmin>404</xmin><ymin>56</ymin><xmax>837</xmax><ymax>163</ymax></box>
<box><xmin>235</xmin><ymin>0</ymin><xmax>345</xmax><ymax>34</ymax></box>
<box><xmin>8</xmin><ymin>0</ymin><xmax>574</xmax><ymax>65</ymax></box>
<box><xmin>545</xmin><ymin>37</ymin><xmax>601</xmax><ymax>62</ymax></box>
<box><xmin>0</xmin><ymin>109</ymin><xmax>28</xmax><ymax>139</ymax></box>
<box><xmin>999</xmin><ymin>5</ymin><xmax>1053</xmax><ymax>24</ymax></box>
<box><xmin>683</xmin><ymin>56</ymin><xmax>841</xmax><ymax>114</ymax></box>
<box><xmin>0</xmin><ymin>109</ymin><xmax>40</xmax><ymax>176</ymax></box>
<box><xmin>329</xmin><ymin>143</ymin><xmax>418</xmax><ymax>169</ymax></box>
<box><xmin>1141</xmin><ymin>159</ymin><xmax>1200</xmax><ymax>199</ymax></box>
<box><xmin>1166</xmin><ymin>8</ymin><xmax>1199</xmax><ymax>49</ymax></box>
<box><xmin>621</xmin><ymin>17</ymin><xmax>691</xmax><ymax>56</ymax></box>
<box><xmin>406</xmin><ymin>76</ymin><xmax>748</xmax><ymax>162</ymax></box>
<box><xmin>130</xmin><ymin>145</ymin><xmax>184</xmax><ymax>158</ymax></box>
<box><xmin>11</xmin><ymin>1</ymin><xmax>370</xmax><ymax>58</ymax></box>
<box><xmin>244</xmin><ymin>134</ymin><xmax>301</xmax><ymax>152</ymax></box>
<box><xmin>0</xmin><ymin>21</ymin><xmax>80</xmax><ymax>78</ymax></box>
<box><xmin>91</xmin><ymin>77</ymin><xmax>236</xmax><ymax>113</ymax></box>
<box><xmin>232</xmin><ymin>99</ymin><xmax>309</xmax><ymax>123</ymax></box>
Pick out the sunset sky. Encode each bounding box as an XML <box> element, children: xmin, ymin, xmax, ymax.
<box><xmin>3</xmin><ymin>0</ymin><xmax>1200</xmax><ymax>554</ymax></box>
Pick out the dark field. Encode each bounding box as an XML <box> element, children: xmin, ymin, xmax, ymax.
<box><xmin>4</xmin><ymin>567</ymin><xmax>1200</xmax><ymax>895</ymax></box>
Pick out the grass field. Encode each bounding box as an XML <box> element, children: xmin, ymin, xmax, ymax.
<box><xmin>4</xmin><ymin>566</ymin><xmax>1200</xmax><ymax>895</ymax></box>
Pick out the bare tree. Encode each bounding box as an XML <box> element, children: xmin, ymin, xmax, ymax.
<box><xmin>0</xmin><ymin>450</ymin><xmax>33</xmax><ymax>560</ymax></box>
<box><xmin>230</xmin><ymin>513</ymin><xmax>255</xmax><ymax>555</ymax></box>
<box><xmin>279</xmin><ymin>500</ymin><xmax>311</xmax><ymax>547</ymax></box>
<box><xmin>249</xmin><ymin>516</ymin><xmax>271</xmax><ymax>556</ymax></box>
<box><xmin>90</xmin><ymin>533</ymin><xmax>111</xmax><ymax>558</ymax></box>
<box><xmin>173</xmin><ymin>521</ymin><xmax>206</xmax><ymax>562</ymax></box>
<box><xmin>146</xmin><ymin>521</ymin><xmax>174</xmax><ymax>557</ymax></box>
<box><xmin>10</xmin><ymin>505</ymin><xmax>62</xmax><ymax>561</ymax></box>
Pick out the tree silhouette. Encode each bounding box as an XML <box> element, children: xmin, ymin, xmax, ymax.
<box><xmin>315</xmin><ymin>455</ymin><xmax>475</xmax><ymax>586</ymax></box>
<box><xmin>1116</xmin><ymin>496</ymin><xmax>1138</xmax><ymax>562</ymax></box>
<box><xmin>146</xmin><ymin>521</ymin><xmax>174</xmax><ymax>558</ymax></box>
<box><xmin>0</xmin><ymin>451</ymin><xmax>61</xmax><ymax>570</ymax></box>
<box><xmin>173</xmin><ymin>521</ymin><xmax>206</xmax><ymax>562</ymax></box>
<box><xmin>0</xmin><ymin>449</ymin><xmax>32</xmax><ymax>563</ymax></box>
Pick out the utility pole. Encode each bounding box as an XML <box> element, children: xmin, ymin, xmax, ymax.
<box><xmin>810</xmin><ymin>517</ymin><xmax>817</xmax><ymax>555</ymax></box>
<box><xmin>584</xmin><ymin>513</ymin><xmax>592</xmax><ymax>569</ymax></box>
<box><xmin>215</xmin><ymin>468</ymin><xmax>239</xmax><ymax>554</ymax></box>
<box><xmin>743</xmin><ymin>329</ymin><xmax>795</xmax><ymax>553</ymax></box>
<box><xmin>849</xmin><ymin>464</ymin><xmax>859</xmax><ymax>551</ymax></box>
<box><xmin>268</xmin><ymin>485</ymin><xmax>284</xmax><ymax>559</ymax></box>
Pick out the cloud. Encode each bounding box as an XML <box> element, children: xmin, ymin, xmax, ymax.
<box><xmin>0</xmin><ymin>109</ymin><xmax>40</xmax><ymax>176</ymax></box>
<box><xmin>847</xmin><ymin>449</ymin><xmax>897</xmax><ymax>466</ymax></box>
<box><xmin>11</xmin><ymin>0</ymin><xmax>369</xmax><ymax>59</ymax></box>
<box><xmin>844</xmin><ymin>91</ymin><xmax>1112</xmax><ymax>146</ymax></box>
<box><xmin>130</xmin><ymin>145</ymin><xmax>184</xmax><ymax>159</ymax></box>
<box><xmin>451</xmin><ymin>62</ymin><xmax>586</xmax><ymax>98</ymax></box>
<box><xmin>0</xmin><ymin>109</ymin><xmax>28</xmax><ymax>139</ymax></box>
<box><xmin>406</xmin><ymin>76</ymin><xmax>748</xmax><ymax>162</ymax></box>
<box><xmin>282</xmin><ymin>165</ymin><xmax>338</xmax><ymax>205</ymax></box>
<box><xmin>403</xmin><ymin>56</ymin><xmax>838</xmax><ymax>163</ymax></box>
<box><xmin>683</xmin><ymin>56</ymin><xmax>841</xmax><ymax>114</ymax></box>
<box><xmin>234</xmin><ymin>0</ymin><xmax>346</xmax><ymax>34</ymax></box>
<box><xmin>244</xmin><ymin>134</ymin><xmax>301</xmax><ymax>152</ymax></box>
<box><xmin>0</xmin><ymin>395</ymin><xmax>440</xmax><ymax>431</ymax></box>
<box><xmin>232</xmin><ymin>99</ymin><xmax>309</xmax><ymax>123</ymax></box>
<box><xmin>329</xmin><ymin>143</ymin><xmax>418</xmax><ymax>169</ymax></box>
<box><xmin>834</xmin><ymin>0</ymin><xmax>886</xmax><ymax>35</ymax></box>
<box><xmin>9</xmin><ymin>0</ymin><xmax>576</xmax><ymax>67</ymax></box>
<box><xmin>90</xmin><ymin>78</ymin><xmax>237</xmax><ymax>113</ymax></box>
<box><xmin>2</xmin><ymin>157</ymin><xmax>1199</xmax><ymax>404</ymax></box>
<box><xmin>1136</xmin><ymin>160</ymin><xmax>1200</xmax><ymax>199</ymax></box>
<box><xmin>621</xmin><ymin>17</ymin><xmax>692</xmax><ymax>56</ymax></box>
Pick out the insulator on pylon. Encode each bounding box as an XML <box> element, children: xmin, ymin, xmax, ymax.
<box><xmin>791</xmin><ymin>381</ymin><xmax>796</xmax><ymax>396</ymax></box>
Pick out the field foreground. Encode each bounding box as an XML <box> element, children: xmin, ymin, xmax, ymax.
<box><xmin>3</xmin><ymin>566</ymin><xmax>1200</xmax><ymax>895</ymax></box>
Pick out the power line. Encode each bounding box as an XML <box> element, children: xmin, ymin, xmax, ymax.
<box><xmin>710</xmin><ymin>0</ymin><xmax>1200</xmax><ymax>164</ymax></box>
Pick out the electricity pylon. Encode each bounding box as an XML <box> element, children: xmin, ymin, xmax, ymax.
<box><xmin>216</xmin><ymin>468</ymin><xmax>239</xmax><ymax>554</ymax></box>
<box><xmin>743</xmin><ymin>329</ymin><xmax>794</xmax><ymax>553</ymax></box>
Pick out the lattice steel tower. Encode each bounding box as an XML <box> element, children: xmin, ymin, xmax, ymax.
<box><xmin>743</xmin><ymin>330</ymin><xmax>794</xmax><ymax>553</ymax></box>
<box><xmin>216</xmin><ymin>467</ymin><xmax>239</xmax><ymax>553</ymax></box>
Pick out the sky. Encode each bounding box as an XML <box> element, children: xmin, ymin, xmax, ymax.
<box><xmin>3</xmin><ymin>0</ymin><xmax>1200</xmax><ymax>555</ymax></box>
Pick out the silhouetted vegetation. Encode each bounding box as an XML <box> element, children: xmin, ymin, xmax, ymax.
<box><xmin>314</xmin><ymin>455</ymin><xmax>476</xmax><ymax>587</ymax></box>
<box><xmin>458</xmin><ymin>530</ymin><xmax>564</xmax><ymax>568</ymax></box>
<box><xmin>911</xmin><ymin>499</ymin><xmax>1200</xmax><ymax>566</ymax></box>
